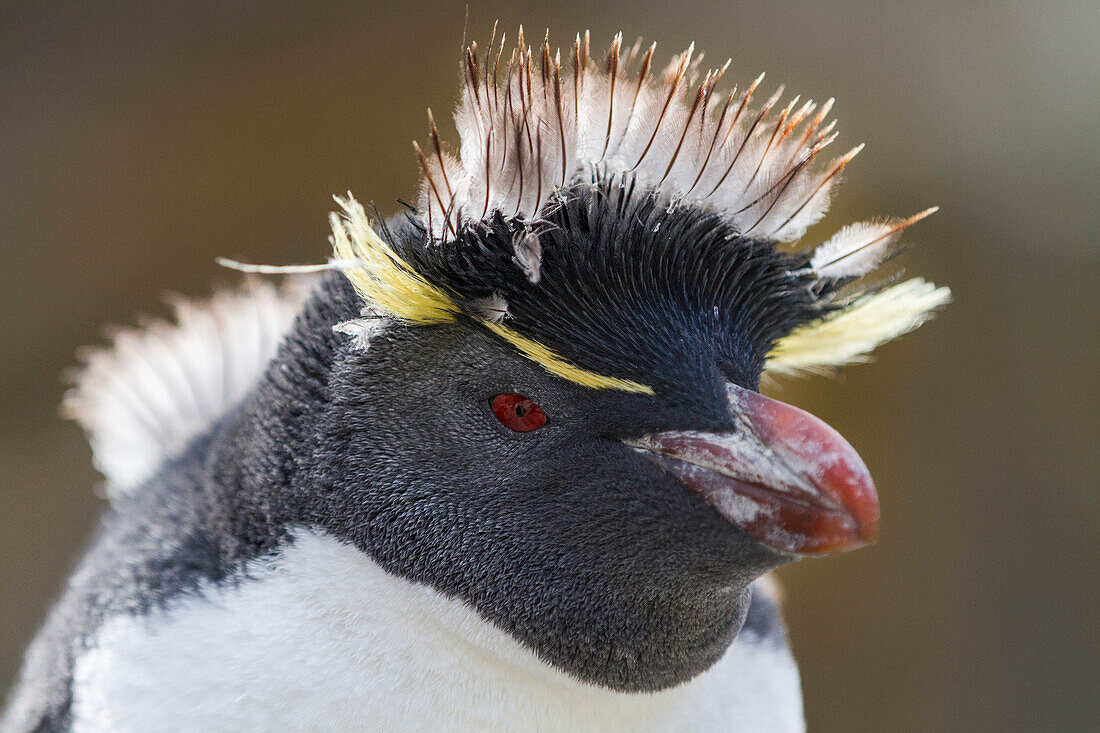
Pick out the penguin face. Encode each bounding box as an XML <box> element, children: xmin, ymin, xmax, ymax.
<box><xmin>20</xmin><ymin>28</ymin><xmax>949</xmax><ymax>727</ymax></box>
<box><xmin>280</xmin><ymin>24</ymin><xmax>952</xmax><ymax>687</ymax></box>
<box><xmin>309</xmin><ymin>314</ymin><xmax>771</xmax><ymax>691</ymax></box>
<box><xmin>301</xmin><ymin>186</ymin><xmax>879</xmax><ymax>689</ymax></box>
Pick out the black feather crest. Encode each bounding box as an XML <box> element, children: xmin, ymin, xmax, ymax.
<box><xmin>400</xmin><ymin>173</ymin><xmax>828</xmax><ymax>392</ymax></box>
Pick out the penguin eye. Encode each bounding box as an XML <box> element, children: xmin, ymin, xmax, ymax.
<box><xmin>490</xmin><ymin>393</ymin><xmax>548</xmax><ymax>432</ymax></box>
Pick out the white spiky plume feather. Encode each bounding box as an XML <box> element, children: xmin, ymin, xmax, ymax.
<box><xmin>512</xmin><ymin>230</ymin><xmax>543</xmax><ymax>284</ymax></box>
<box><xmin>63</xmin><ymin>278</ymin><xmax>312</xmax><ymax>500</ymax></box>
<box><xmin>808</xmin><ymin>208</ymin><xmax>939</xmax><ymax>280</ymax></box>
<box><xmin>417</xmin><ymin>27</ymin><xmax>855</xmax><ymax>243</ymax></box>
<box><xmin>413</xmin><ymin>27</ymin><xmax>950</xmax><ymax>375</ymax></box>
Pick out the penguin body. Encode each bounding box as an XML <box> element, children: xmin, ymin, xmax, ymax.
<box><xmin>31</xmin><ymin>531</ymin><xmax>799</xmax><ymax>731</ymax></box>
<box><xmin>5</xmin><ymin>275</ymin><xmax>800</xmax><ymax>732</ymax></box>
<box><xmin>3</xmin><ymin>28</ymin><xmax>949</xmax><ymax>732</ymax></box>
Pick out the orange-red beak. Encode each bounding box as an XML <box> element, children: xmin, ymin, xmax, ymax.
<box><xmin>627</xmin><ymin>383</ymin><xmax>879</xmax><ymax>556</ymax></box>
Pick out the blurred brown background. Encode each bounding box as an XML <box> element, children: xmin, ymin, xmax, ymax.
<box><xmin>2</xmin><ymin>1</ymin><xmax>1097</xmax><ymax>730</ymax></box>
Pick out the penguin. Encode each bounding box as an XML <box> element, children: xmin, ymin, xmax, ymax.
<box><xmin>2</xmin><ymin>28</ymin><xmax>949</xmax><ymax>732</ymax></box>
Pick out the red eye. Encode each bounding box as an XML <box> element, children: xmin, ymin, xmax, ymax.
<box><xmin>490</xmin><ymin>393</ymin><xmax>548</xmax><ymax>432</ymax></box>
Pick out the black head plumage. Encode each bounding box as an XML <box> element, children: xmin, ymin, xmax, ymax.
<box><xmin>401</xmin><ymin>174</ymin><xmax>828</xmax><ymax>395</ymax></box>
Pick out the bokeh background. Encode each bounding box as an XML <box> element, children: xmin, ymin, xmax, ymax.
<box><xmin>2</xmin><ymin>1</ymin><xmax>1097</xmax><ymax>730</ymax></box>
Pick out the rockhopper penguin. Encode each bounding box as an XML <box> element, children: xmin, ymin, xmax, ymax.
<box><xmin>2</xmin><ymin>27</ymin><xmax>950</xmax><ymax>732</ymax></box>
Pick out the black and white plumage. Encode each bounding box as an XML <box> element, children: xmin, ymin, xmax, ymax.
<box><xmin>2</xmin><ymin>27</ymin><xmax>949</xmax><ymax>732</ymax></box>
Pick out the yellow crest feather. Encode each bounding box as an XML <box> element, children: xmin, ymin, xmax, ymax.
<box><xmin>331</xmin><ymin>195</ymin><xmax>459</xmax><ymax>324</ymax></box>
<box><xmin>482</xmin><ymin>322</ymin><xmax>655</xmax><ymax>394</ymax></box>
<box><xmin>331</xmin><ymin>194</ymin><xmax>653</xmax><ymax>394</ymax></box>
<box><xmin>766</xmin><ymin>278</ymin><xmax>952</xmax><ymax>375</ymax></box>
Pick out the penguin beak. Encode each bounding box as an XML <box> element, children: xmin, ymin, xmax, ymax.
<box><xmin>626</xmin><ymin>383</ymin><xmax>879</xmax><ymax>556</ymax></box>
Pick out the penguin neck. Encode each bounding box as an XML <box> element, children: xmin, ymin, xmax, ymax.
<box><xmin>204</xmin><ymin>278</ymin><xmax>350</xmax><ymax>567</ymax></box>
<box><xmin>87</xmin><ymin>527</ymin><xmax>801</xmax><ymax>730</ymax></box>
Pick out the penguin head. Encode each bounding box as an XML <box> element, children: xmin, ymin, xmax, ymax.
<box><xmin>238</xmin><ymin>28</ymin><xmax>949</xmax><ymax>692</ymax></box>
<box><xmin>285</xmin><ymin>183</ymin><xmax>883</xmax><ymax>690</ymax></box>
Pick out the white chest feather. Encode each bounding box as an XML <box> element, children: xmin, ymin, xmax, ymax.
<box><xmin>70</xmin><ymin>531</ymin><xmax>803</xmax><ymax>732</ymax></box>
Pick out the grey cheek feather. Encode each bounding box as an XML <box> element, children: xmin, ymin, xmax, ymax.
<box><xmin>301</xmin><ymin>314</ymin><xmax>789</xmax><ymax>693</ymax></box>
